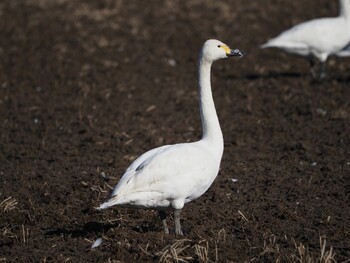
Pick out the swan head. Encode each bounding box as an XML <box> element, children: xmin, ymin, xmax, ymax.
<box><xmin>201</xmin><ymin>39</ymin><xmax>243</xmax><ymax>63</ymax></box>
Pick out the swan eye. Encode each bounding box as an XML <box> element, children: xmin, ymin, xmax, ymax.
<box><xmin>217</xmin><ymin>45</ymin><xmax>221</xmax><ymax>48</ymax></box>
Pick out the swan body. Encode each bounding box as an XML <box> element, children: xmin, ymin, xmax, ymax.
<box><xmin>98</xmin><ymin>39</ymin><xmax>243</xmax><ymax>235</ymax></box>
<box><xmin>100</xmin><ymin>142</ymin><xmax>220</xmax><ymax>209</ymax></box>
<box><xmin>261</xmin><ymin>0</ymin><xmax>350</xmax><ymax>77</ymax></box>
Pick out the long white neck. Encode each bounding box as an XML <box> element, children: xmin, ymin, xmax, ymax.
<box><xmin>198</xmin><ymin>56</ymin><xmax>224</xmax><ymax>158</ymax></box>
<box><xmin>339</xmin><ymin>0</ymin><xmax>350</xmax><ymax>19</ymax></box>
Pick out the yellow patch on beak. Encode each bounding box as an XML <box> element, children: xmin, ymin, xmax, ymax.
<box><xmin>220</xmin><ymin>45</ymin><xmax>231</xmax><ymax>55</ymax></box>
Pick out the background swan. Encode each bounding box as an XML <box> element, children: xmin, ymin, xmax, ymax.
<box><xmin>98</xmin><ymin>39</ymin><xmax>243</xmax><ymax>235</ymax></box>
<box><xmin>261</xmin><ymin>0</ymin><xmax>350</xmax><ymax>78</ymax></box>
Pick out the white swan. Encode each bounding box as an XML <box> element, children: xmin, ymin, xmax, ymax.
<box><xmin>98</xmin><ymin>39</ymin><xmax>243</xmax><ymax>235</ymax></box>
<box><xmin>261</xmin><ymin>0</ymin><xmax>350</xmax><ymax>78</ymax></box>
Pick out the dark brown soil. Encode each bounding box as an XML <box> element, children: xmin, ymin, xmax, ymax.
<box><xmin>1</xmin><ymin>0</ymin><xmax>349</xmax><ymax>262</ymax></box>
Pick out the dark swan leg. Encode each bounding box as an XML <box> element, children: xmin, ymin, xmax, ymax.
<box><xmin>309</xmin><ymin>57</ymin><xmax>317</xmax><ymax>79</ymax></box>
<box><xmin>319</xmin><ymin>62</ymin><xmax>326</xmax><ymax>79</ymax></box>
<box><xmin>159</xmin><ymin>210</ymin><xmax>169</xmax><ymax>234</ymax></box>
<box><xmin>310</xmin><ymin>57</ymin><xmax>326</xmax><ymax>80</ymax></box>
<box><xmin>174</xmin><ymin>209</ymin><xmax>183</xmax><ymax>236</ymax></box>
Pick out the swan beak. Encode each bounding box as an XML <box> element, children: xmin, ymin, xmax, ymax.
<box><xmin>227</xmin><ymin>48</ymin><xmax>244</xmax><ymax>58</ymax></box>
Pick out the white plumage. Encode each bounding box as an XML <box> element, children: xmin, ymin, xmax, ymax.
<box><xmin>98</xmin><ymin>39</ymin><xmax>243</xmax><ymax>235</ymax></box>
<box><xmin>261</xmin><ymin>0</ymin><xmax>350</xmax><ymax>78</ymax></box>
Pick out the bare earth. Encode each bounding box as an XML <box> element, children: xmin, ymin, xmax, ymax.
<box><xmin>0</xmin><ymin>0</ymin><xmax>349</xmax><ymax>262</ymax></box>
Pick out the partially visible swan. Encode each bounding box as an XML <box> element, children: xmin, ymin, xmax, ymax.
<box><xmin>98</xmin><ymin>39</ymin><xmax>243</xmax><ymax>235</ymax></box>
<box><xmin>261</xmin><ymin>0</ymin><xmax>350</xmax><ymax>78</ymax></box>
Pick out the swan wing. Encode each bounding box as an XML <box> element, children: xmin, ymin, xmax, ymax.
<box><xmin>111</xmin><ymin>144</ymin><xmax>172</xmax><ymax>195</ymax></box>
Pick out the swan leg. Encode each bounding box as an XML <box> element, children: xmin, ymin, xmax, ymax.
<box><xmin>319</xmin><ymin>62</ymin><xmax>326</xmax><ymax>79</ymax></box>
<box><xmin>174</xmin><ymin>209</ymin><xmax>183</xmax><ymax>235</ymax></box>
<box><xmin>159</xmin><ymin>210</ymin><xmax>169</xmax><ymax>234</ymax></box>
<box><xmin>309</xmin><ymin>57</ymin><xmax>317</xmax><ymax>78</ymax></box>
<box><xmin>309</xmin><ymin>58</ymin><xmax>326</xmax><ymax>80</ymax></box>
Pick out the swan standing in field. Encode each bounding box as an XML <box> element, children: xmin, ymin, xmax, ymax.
<box><xmin>98</xmin><ymin>39</ymin><xmax>243</xmax><ymax>235</ymax></box>
<box><xmin>261</xmin><ymin>0</ymin><xmax>350</xmax><ymax>78</ymax></box>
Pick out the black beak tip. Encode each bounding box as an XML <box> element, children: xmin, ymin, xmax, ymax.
<box><xmin>229</xmin><ymin>49</ymin><xmax>244</xmax><ymax>58</ymax></box>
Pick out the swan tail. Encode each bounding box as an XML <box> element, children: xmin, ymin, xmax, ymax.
<box><xmin>260</xmin><ymin>42</ymin><xmax>272</xmax><ymax>49</ymax></box>
<box><xmin>98</xmin><ymin>195</ymin><xmax>120</xmax><ymax>210</ymax></box>
<box><xmin>261</xmin><ymin>39</ymin><xmax>282</xmax><ymax>49</ymax></box>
